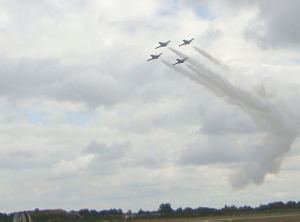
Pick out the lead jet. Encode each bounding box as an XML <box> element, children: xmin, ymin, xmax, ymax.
<box><xmin>179</xmin><ymin>38</ymin><xmax>194</xmax><ymax>47</ymax></box>
<box><xmin>147</xmin><ymin>53</ymin><xmax>162</xmax><ymax>61</ymax></box>
<box><xmin>155</xmin><ymin>40</ymin><xmax>171</xmax><ymax>49</ymax></box>
<box><xmin>173</xmin><ymin>57</ymin><xmax>188</xmax><ymax>65</ymax></box>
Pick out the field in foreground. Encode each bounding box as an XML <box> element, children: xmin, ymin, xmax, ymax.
<box><xmin>132</xmin><ymin>212</ymin><xmax>300</xmax><ymax>222</ymax></box>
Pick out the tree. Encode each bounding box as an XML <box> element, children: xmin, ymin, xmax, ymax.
<box><xmin>78</xmin><ymin>209</ymin><xmax>90</xmax><ymax>216</ymax></box>
<box><xmin>158</xmin><ymin>203</ymin><xmax>173</xmax><ymax>214</ymax></box>
<box><xmin>175</xmin><ymin>207</ymin><xmax>183</xmax><ymax>214</ymax></box>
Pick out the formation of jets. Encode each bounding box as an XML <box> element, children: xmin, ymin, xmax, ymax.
<box><xmin>147</xmin><ymin>38</ymin><xmax>194</xmax><ymax>65</ymax></box>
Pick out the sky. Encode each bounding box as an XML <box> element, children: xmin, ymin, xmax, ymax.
<box><xmin>0</xmin><ymin>0</ymin><xmax>300</xmax><ymax>213</ymax></box>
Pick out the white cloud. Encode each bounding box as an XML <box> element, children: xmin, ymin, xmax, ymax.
<box><xmin>52</xmin><ymin>153</ymin><xmax>95</xmax><ymax>176</ymax></box>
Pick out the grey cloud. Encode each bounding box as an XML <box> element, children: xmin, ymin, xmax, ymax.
<box><xmin>0</xmin><ymin>51</ymin><xmax>189</xmax><ymax>109</ymax></box>
<box><xmin>84</xmin><ymin>141</ymin><xmax>128</xmax><ymax>161</ymax></box>
<box><xmin>187</xmin><ymin>0</ymin><xmax>300</xmax><ymax>48</ymax></box>
<box><xmin>0</xmin><ymin>56</ymin><xmax>135</xmax><ymax>108</ymax></box>
<box><xmin>51</xmin><ymin>141</ymin><xmax>130</xmax><ymax>178</ymax></box>
<box><xmin>0</xmin><ymin>151</ymin><xmax>50</xmax><ymax>170</ymax></box>
<box><xmin>83</xmin><ymin>140</ymin><xmax>172</xmax><ymax>173</ymax></box>
<box><xmin>222</xmin><ymin>0</ymin><xmax>300</xmax><ymax>48</ymax></box>
<box><xmin>199</xmin><ymin>101</ymin><xmax>259</xmax><ymax>135</ymax></box>
<box><xmin>179</xmin><ymin>135</ymin><xmax>257</xmax><ymax>166</ymax></box>
<box><xmin>246</xmin><ymin>0</ymin><xmax>300</xmax><ymax>48</ymax></box>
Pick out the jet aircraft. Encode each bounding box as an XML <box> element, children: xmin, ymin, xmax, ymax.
<box><xmin>147</xmin><ymin>53</ymin><xmax>162</xmax><ymax>61</ymax></box>
<box><xmin>173</xmin><ymin>57</ymin><xmax>188</xmax><ymax>65</ymax></box>
<box><xmin>155</xmin><ymin>40</ymin><xmax>171</xmax><ymax>49</ymax></box>
<box><xmin>179</xmin><ymin>38</ymin><xmax>194</xmax><ymax>47</ymax></box>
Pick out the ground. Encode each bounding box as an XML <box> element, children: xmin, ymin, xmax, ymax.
<box><xmin>132</xmin><ymin>212</ymin><xmax>300</xmax><ymax>222</ymax></box>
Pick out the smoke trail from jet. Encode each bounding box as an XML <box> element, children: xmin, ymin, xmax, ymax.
<box><xmin>169</xmin><ymin>48</ymin><xmax>268</xmax><ymax>113</ymax></box>
<box><xmin>193</xmin><ymin>47</ymin><xmax>230</xmax><ymax>70</ymax></box>
<box><xmin>164</xmin><ymin>47</ymin><xmax>298</xmax><ymax>189</ymax></box>
<box><xmin>161</xmin><ymin>59</ymin><xmax>222</xmax><ymax>97</ymax></box>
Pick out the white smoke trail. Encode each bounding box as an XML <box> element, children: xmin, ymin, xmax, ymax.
<box><xmin>164</xmin><ymin>47</ymin><xmax>298</xmax><ymax>189</ymax></box>
<box><xmin>193</xmin><ymin>46</ymin><xmax>230</xmax><ymax>70</ymax></box>
<box><xmin>169</xmin><ymin>48</ymin><xmax>268</xmax><ymax>113</ymax></box>
<box><xmin>161</xmin><ymin>59</ymin><xmax>223</xmax><ymax>97</ymax></box>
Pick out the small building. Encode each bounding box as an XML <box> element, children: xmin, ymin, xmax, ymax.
<box><xmin>13</xmin><ymin>212</ymin><xmax>33</xmax><ymax>222</ymax></box>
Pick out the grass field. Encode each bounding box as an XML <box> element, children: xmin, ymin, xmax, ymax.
<box><xmin>132</xmin><ymin>212</ymin><xmax>300</xmax><ymax>222</ymax></box>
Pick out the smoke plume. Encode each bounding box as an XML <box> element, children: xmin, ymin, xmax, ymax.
<box><xmin>193</xmin><ymin>46</ymin><xmax>230</xmax><ymax>70</ymax></box>
<box><xmin>163</xmin><ymin>47</ymin><xmax>298</xmax><ymax>189</ymax></box>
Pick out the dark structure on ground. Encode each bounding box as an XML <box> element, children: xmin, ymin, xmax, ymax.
<box><xmin>12</xmin><ymin>212</ymin><xmax>32</xmax><ymax>222</ymax></box>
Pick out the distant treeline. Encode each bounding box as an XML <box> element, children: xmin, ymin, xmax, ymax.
<box><xmin>152</xmin><ymin>201</ymin><xmax>300</xmax><ymax>218</ymax></box>
<box><xmin>1</xmin><ymin>201</ymin><xmax>300</xmax><ymax>222</ymax></box>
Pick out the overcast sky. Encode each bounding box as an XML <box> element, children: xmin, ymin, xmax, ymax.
<box><xmin>0</xmin><ymin>0</ymin><xmax>300</xmax><ymax>213</ymax></box>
